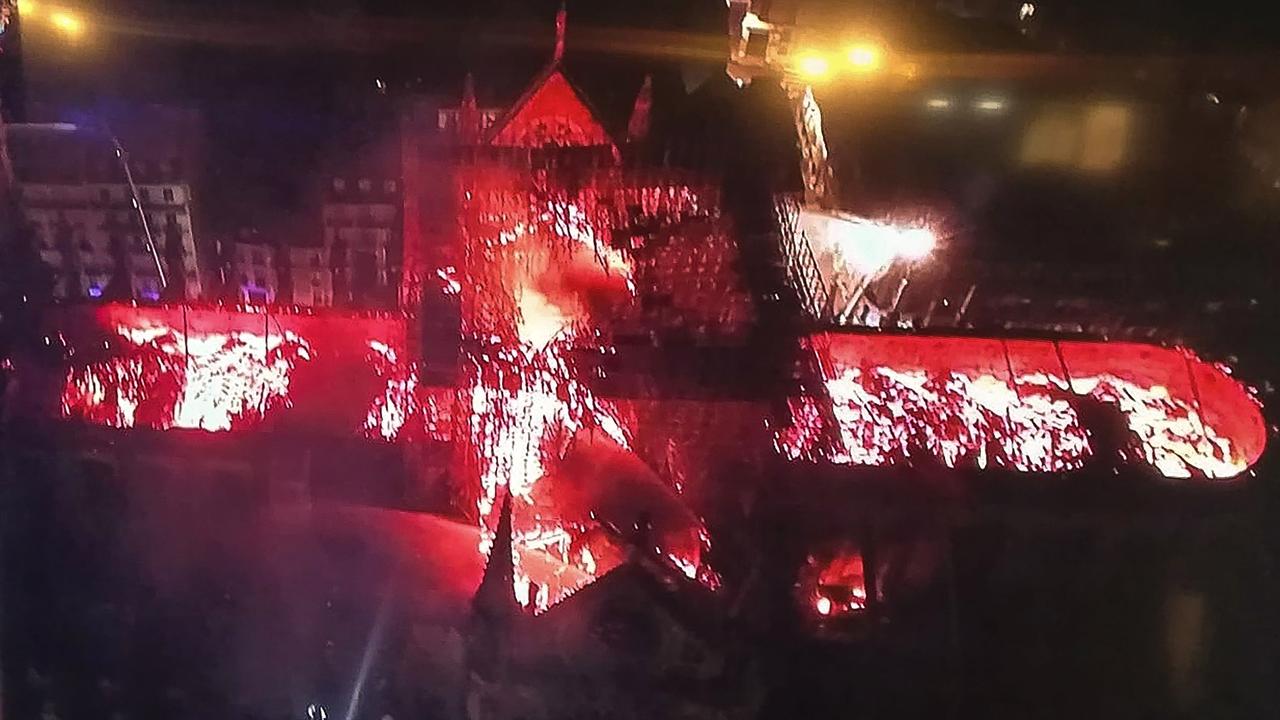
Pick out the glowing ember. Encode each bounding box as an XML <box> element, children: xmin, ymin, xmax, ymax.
<box><xmin>466</xmin><ymin>341</ymin><xmax>636</xmax><ymax>611</ymax></box>
<box><xmin>776</xmin><ymin>335</ymin><xmax>1262</xmax><ymax>480</ymax></box>
<box><xmin>801</xmin><ymin>548</ymin><xmax>867</xmax><ymax>619</ymax></box>
<box><xmin>363</xmin><ymin>341</ymin><xmax>453</xmax><ymax>442</ymax></box>
<box><xmin>62</xmin><ymin>323</ymin><xmax>312</xmax><ymax>431</ymax></box>
<box><xmin>459</xmin><ymin>186</ymin><xmax>718</xmax><ymax>611</ymax></box>
<box><xmin>461</xmin><ymin>190</ymin><xmax>640</xmax><ymax>611</ymax></box>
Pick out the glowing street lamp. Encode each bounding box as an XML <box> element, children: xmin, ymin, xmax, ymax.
<box><xmin>48</xmin><ymin>9</ymin><xmax>83</xmax><ymax>38</ymax></box>
<box><xmin>17</xmin><ymin>2</ymin><xmax>87</xmax><ymax>40</ymax></box>
<box><xmin>846</xmin><ymin>42</ymin><xmax>883</xmax><ymax>73</ymax></box>
<box><xmin>794</xmin><ymin>52</ymin><xmax>831</xmax><ymax>82</ymax></box>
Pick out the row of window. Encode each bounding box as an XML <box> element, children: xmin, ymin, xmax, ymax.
<box><xmin>332</xmin><ymin>178</ymin><xmax>399</xmax><ymax>194</ymax></box>
<box><xmin>436</xmin><ymin>108</ymin><xmax>501</xmax><ymax>131</ymax></box>
<box><xmin>324</xmin><ymin>228</ymin><xmax>393</xmax><ymax>244</ymax></box>
<box><xmin>96</xmin><ymin>186</ymin><xmax>182</xmax><ymax>204</ymax></box>
<box><xmin>29</xmin><ymin>210</ymin><xmax>189</xmax><ymax>232</ymax></box>
<box><xmin>22</xmin><ymin>185</ymin><xmax>184</xmax><ymax>205</ymax></box>
<box><xmin>39</xmin><ymin>233</ymin><xmax>193</xmax><ymax>255</ymax></box>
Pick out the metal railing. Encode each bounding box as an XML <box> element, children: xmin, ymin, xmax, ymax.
<box><xmin>773</xmin><ymin>194</ymin><xmax>829</xmax><ymax>323</ymax></box>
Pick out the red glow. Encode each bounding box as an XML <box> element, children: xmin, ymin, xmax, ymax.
<box><xmin>487</xmin><ymin>70</ymin><xmax>614</xmax><ymax>149</ymax></box>
<box><xmin>62</xmin><ymin>322</ymin><xmax>312</xmax><ymax>432</ymax></box>
<box><xmin>777</xmin><ymin>334</ymin><xmax>1266</xmax><ymax>479</ymax></box>
<box><xmin>457</xmin><ymin>183</ymin><xmax>720</xmax><ymax>611</ymax></box>
<box><xmin>363</xmin><ymin>341</ymin><xmax>453</xmax><ymax>443</ymax></box>
<box><xmin>802</xmin><ymin>548</ymin><xmax>867</xmax><ymax>619</ymax></box>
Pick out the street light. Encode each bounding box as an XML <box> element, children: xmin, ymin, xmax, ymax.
<box><xmin>48</xmin><ymin>9</ymin><xmax>83</xmax><ymax>38</ymax></box>
<box><xmin>846</xmin><ymin>42</ymin><xmax>883</xmax><ymax>72</ymax></box>
<box><xmin>17</xmin><ymin>2</ymin><xmax>87</xmax><ymax>40</ymax></box>
<box><xmin>794</xmin><ymin>53</ymin><xmax>831</xmax><ymax>82</ymax></box>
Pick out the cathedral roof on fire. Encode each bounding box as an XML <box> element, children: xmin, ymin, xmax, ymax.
<box><xmin>458</xmin><ymin>5</ymin><xmax>689</xmax><ymax>149</ymax></box>
<box><xmin>485</xmin><ymin>64</ymin><xmax>614</xmax><ymax>149</ymax></box>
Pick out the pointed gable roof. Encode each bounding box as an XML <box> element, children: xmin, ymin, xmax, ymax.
<box><xmin>486</xmin><ymin>69</ymin><xmax>613</xmax><ymax>148</ymax></box>
<box><xmin>472</xmin><ymin>491</ymin><xmax>521</xmax><ymax>620</ymax></box>
<box><xmin>534</xmin><ymin>552</ymin><xmax>729</xmax><ymax>646</ymax></box>
<box><xmin>484</xmin><ymin>6</ymin><xmax>614</xmax><ymax>150</ymax></box>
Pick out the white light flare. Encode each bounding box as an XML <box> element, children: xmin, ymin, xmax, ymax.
<box><xmin>974</xmin><ymin>96</ymin><xmax>1008</xmax><ymax>113</ymax></box>
<box><xmin>925</xmin><ymin>96</ymin><xmax>954</xmax><ymax>111</ymax></box>
<box><xmin>831</xmin><ymin>218</ymin><xmax>937</xmax><ymax>276</ymax></box>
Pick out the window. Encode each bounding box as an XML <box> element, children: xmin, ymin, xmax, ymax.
<box><xmin>333</xmin><ymin>178</ymin><xmax>346</xmax><ymax>192</ymax></box>
<box><xmin>745</xmin><ymin>30</ymin><xmax>769</xmax><ymax>59</ymax></box>
<box><xmin>383</xmin><ymin>180</ymin><xmax>397</xmax><ymax>193</ymax></box>
<box><xmin>162</xmin><ymin>187</ymin><xmax>175</xmax><ymax>203</ymax></box>
<box><xmin>358</xmin><ymin>179</ymin><xmax>372</xmax><ymax>193</ymax></box>
<box><xmin>166</xmin><ymin>212</ymin><xmax>178</xmax><ymax>225</ymax></box>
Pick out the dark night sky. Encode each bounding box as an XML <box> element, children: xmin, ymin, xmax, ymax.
<box><xmin>16</xmin><ymin>0</ymin><xmax>729</xmax><ymax>231</ymax></box>
<box><xmin>15</xmin><ymin>0</ymin><xmax>1280</xmax><ymax>234</ymax></box>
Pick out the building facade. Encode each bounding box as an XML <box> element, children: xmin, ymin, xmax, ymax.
<box><xmin>19</xmin><ymin>178</ymin><xmax>202</xmax><ymax>302</ymax></box>
<box><xmin>10</xmin><ymin>106</ymin><xmax>206</xmax><ymax>302</ymax></box>
<box><xmin>321</xmin><ymin>175</ymin><xmax>402</xmax><ymax>308</ymax></box>
<box><xmin>226</xmin><ymin>237</ymin><xmax>279</xmax><ymax>304</ymax></box>
<box><xmin>286</xmin><ymin>243</ymin><xmax>333</xmax><ymax>308</ymax></box>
